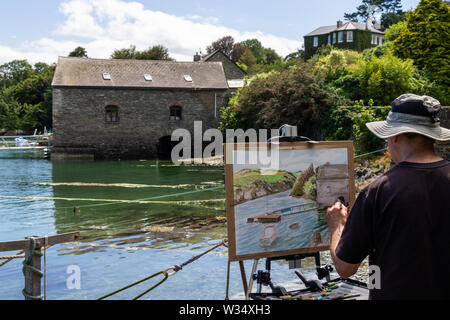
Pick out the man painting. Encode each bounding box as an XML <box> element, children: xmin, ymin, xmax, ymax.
<box><xmin>326</xmin><ymin>94</ymin><xmax>450</xmax><ymax>299</ymax></box>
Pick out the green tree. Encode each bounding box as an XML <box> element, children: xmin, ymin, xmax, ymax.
<box><xmin>383</xmin><ymin>20</ymin><xmax>407</xmax><ymax>41</ymax></box>
<box><xmin>206</xmin><ymin>36</ymin><xmax>235</xmax><ymax>56</ymax></box>
<box><xmin>344</xmin><ymin>0</ymin><xmax>405</xmax><ymax>27</ymax></box>
<box><xmin>135</xmin><ymin>45</ymin><xmax>173</xmax><ymax>60</ymax></box>
<box><xmin>240</xmin><ymin>39</ymin><xmax>266</xmax><ymax>64</ymax></box>
<box><xmin>111</xmin><ymin>45</ymin><xmax>173</xmax><ymax>60</ymax></box>
<box><xmin>111</xmin><ymin>45</ymin><xmax>137</xmax><ymax>59</ymax></box>
<box><xmin>0</xmin><ymin>60</ymin><xmax>34</xmax><ymax>87</ymax></box>
<box><xmin>284</xmin><ymin>49</ymin><xmax>305</xmax><ymax>62</ymax></box>
<box><xmin>68</xmin><ymin>46</ymin><xmax>88</xmax><ymax>58</ymax></box>
<box><xmin>231</xmin><ymin>43</ymin><xmax>247</xmax><ymax>62</ymax></box>
<box><xmin>393</xmin><ymin>0</ymin><xmax>450</xmax><ymax>86</ymax></box>
<box><xmin>263</xmin><ymin>48</ymin><xmax>282</xmax><ymax>65</ymax></box>
<box><xmin>352</xmin><ymin>51</ymin><xmax>419</xmax><ymax>105</ymax></box>
<box><xmin>238</xmin><ymin>48</ymin><xmax>257</xmax><ymax>69</ymax></box>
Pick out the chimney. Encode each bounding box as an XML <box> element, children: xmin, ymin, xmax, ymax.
<box><xmin>337</xmin><ymin>20</ymin><xmax>343</xmax><ymax>28</ymax></box>
<box><xmin>193</xmin><ymin>52</ymin><xmax>201</xmax><ymax>62</ymax></box>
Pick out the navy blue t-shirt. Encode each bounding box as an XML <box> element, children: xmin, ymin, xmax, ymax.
<box><xmin>336</xmin><ymin>160</ymin><xmax>450</xmax><ymax>300</ymax></box>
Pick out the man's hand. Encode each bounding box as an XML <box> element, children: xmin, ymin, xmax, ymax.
<box><xmin>325</xmin><ymin>202</ymin><xmax>359</xmax><ymax>279</ymax></box>
<box><xmin>326</xmin><ymin>201</ymin><xmax>348</xmax><ymax>232</ymax></box>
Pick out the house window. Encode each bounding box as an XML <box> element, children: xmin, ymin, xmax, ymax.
<box><xmin>332</xmin><ymin>33</ymin><xmax>336</xmax><ymax>44</ymax></box>
<box><xmin>338</xmin><ymin>31</ymin><xmax>344</xmax><ymax>43</ymax></box>
<box><xmin>170</xmin><ymin>106</ymin><xmax>182</xmax><ymax>120</ymax></box>
<box><xmin>105</xmin><ymin>105</ymin><xmax>119</xmax><ymax>123</ymax></box>
<box><xmin>313</xmin><ymin>36</ymin><xmax>318</xmax><ymax>47</ymax></box>
<box><xmin>328</xmin><ymin>34</ymin><xmax>331</xmax><ymax>45</ymax></box>
<box><xmin>347</xmin><ymin>31</ymin><xmax>353</xmax><ymax>42</ymax></box>
<box><xmin>372</xmin><ymin>34</ymin><xmax>377</xmax><ymax>45</ymax></box>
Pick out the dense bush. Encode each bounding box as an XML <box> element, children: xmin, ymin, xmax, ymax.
<box><xmin>322</xmin><ymin>101</ymin><xmax>391</xmax><ymax>153</ymax></box>
<box><xmin>219</xmin><ymin>63</ymin><xmax>348</xmax><ymax>140</ymax></box>
<box><xmin>393</xmin><ymin>0</ymin><xmax>450</xmax><ymax>86</ymax></box>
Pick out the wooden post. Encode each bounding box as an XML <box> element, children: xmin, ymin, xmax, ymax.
<box><xmin>0</xmin><ymin>232</ymin><xmax>79</xmax><ymax>300</ymax></box>
<box><xmin>23</xmin><ymin>236</ymin><xmax>42</xmax><ymax>300</ymax></box>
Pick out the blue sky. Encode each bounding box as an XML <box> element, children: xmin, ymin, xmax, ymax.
<box><xmin>0</xmin><ymin>0</ymin><xmax>420</xmax><ymax>64</ymax></box>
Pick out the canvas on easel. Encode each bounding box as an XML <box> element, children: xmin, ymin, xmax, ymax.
<box><xmin>224</xmin><ymin>141</ymin><xmax>355</xmax><ymax>262</ymax></box>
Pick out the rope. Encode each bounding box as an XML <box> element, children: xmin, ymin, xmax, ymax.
<box><xmin>56</xmin><ymin>185</ymin><xmax>225</xmax><ymax>211</ymax></box>
<box><xmin>97</xmin><ymin>239</ymin><xmax>228</xmax><ymax>300</ymax></box>
<box><xmin>0</xmin><ymin>251</ymin><xmax>25</xmax><ymax>267</ymax></box>
<box><xmin>354</xmin><ymin>148</ymin><xmax>387</xmax><ymax>159</ymax></box>
<box><xmin>22</xmin><ymin>237</ymin><xmax>44</xmax><ymax>300</ymax></box>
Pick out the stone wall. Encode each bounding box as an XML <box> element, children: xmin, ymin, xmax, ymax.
<box><xmin>52</xmin><ymin>87</ymin><xmax>226</xmax><ymax>159</ymax></box>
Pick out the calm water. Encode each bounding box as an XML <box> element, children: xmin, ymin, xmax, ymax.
<box><xmin>0</xmin><ymin>150</ymin><xmax>338</xmax><ymax>300</ymax></box>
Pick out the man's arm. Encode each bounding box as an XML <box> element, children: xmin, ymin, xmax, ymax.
<box><xmin>326</xmin><ymin>202</ymin><xmax>360</xmax><ymax>279</ymax></box>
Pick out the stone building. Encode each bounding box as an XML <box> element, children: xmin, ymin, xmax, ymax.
<box><xmin>195</xmin><ymin>49</ymin><xmax>247</xmax><ymax>93</ymax></box>
<box><xmin>51</xmin><ymin>57</ymin><xmax>230</xmax><ymax>160</ymax></box>
<box><xmin>304</xmin><ymin>20</ymin><xmax>385</xmax><ymax>59</ymax></box>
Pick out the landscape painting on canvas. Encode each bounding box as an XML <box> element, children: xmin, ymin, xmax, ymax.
<box><xmin>225</xmin><ymin>142</ymin><xmax>355</xmax><ymax>261</ymax></box>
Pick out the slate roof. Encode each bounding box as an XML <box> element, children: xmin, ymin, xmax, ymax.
<box><xmin>305</xmin><ymin>21</ymin><xmax>384</xmax><ymax>37</ymax></box>
<box><xmin>201</xmin><ymin>49</ymin><xmax>247</xmax><ymax>75</ymax></box>
<box><xmin>52</xmin><ymin>57</ymin><xmax>229</xmax><ymax>90</ymax></box>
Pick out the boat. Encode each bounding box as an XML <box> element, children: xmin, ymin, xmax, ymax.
<box><xmin>15</xmin><ymin>137</ymin><xmax>37</xmax><ymax>147</ymax></box>
<box><xmin>259</xmin><ymin>225</ymin><xmax>278</xmax><ymax>247</ymax></box>
<box><xmin>247</xmin><ymin>202</ymin><xmax>317</xmax><ymax>224</ymax></box>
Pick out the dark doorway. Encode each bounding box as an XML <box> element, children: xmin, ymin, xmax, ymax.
<box><xmin>156</xmin><ymin>136</ymin><xmax>180</xmax><ymax>159</ymax></box>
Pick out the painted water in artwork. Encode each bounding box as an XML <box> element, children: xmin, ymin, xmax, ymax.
<box><xmin>232</xmin><ymin>147</ymin><xmax>350</xmax><ymax>258</ymax></box>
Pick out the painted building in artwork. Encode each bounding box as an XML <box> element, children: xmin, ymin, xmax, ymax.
<box><xmin>315</xmin><ymin>163</ymin><xmax>349</xmax><ymax>209</ymax></box>
<box><xmin>51</xmin><ymin>56</ymin><xmax>236</xmax><ymax>160</ymax></box>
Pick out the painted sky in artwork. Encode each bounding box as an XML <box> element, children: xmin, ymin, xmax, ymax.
<box><xmin>233</xmin><ymin>148</ymin><xmax>348</xmax><ymax>173</ymax></box>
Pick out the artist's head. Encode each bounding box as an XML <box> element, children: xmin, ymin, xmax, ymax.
<box><xmin>366</xmin><ymin>94</ymin><xmax>450</xmax><ymax>163</ymax></box>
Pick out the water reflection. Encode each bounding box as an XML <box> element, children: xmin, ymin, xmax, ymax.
<box><xmin>50</xmin><ymin>160</ymin><xmax>227</xmax><ymax>246</ymax></box>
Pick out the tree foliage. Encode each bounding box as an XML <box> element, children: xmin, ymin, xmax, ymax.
<box><xmin>220</xmin><ymin>63</ymin><xmax>348</xmax><ymax>139</ymax></box>
<box><xmin>393</xmin><ymin>0</ymin><xmax>450</xmax><ymax>86</ymax></box>
<box><xmin>111</xmin><ymin>45</ymin><xmax>174</xmax><ymax>60</ymax></box>
<box><xmin>240</xmin><ymin>39</ymin><xmax>266</xmax><ymax>64</ymax></box>
<box><xmin>0</xmin><ymin>61</ymin><xmax>54</xmax><ymax>132</ymax></box>
<box><xmin>69</xmin><ymin>46</ymin><xmax>88</xmax><ymax>58</ymax></box>
<box><xmin>344</xmin><ymin>0</ymin><xmax>405</xmax><ymax>27</ymax></box>
<box><xmin>206</xmin><ymin>36</ymin><xmax>235</xmax><ymax>56</ymax></box>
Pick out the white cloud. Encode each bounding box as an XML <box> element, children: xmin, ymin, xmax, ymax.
<box><xmin>0</xmin><ymin>0</ymin><xmax>303</xmax><ymax>64</ymax></box>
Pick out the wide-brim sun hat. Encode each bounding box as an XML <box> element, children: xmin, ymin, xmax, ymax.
<box><xmin>366</xmin><ymin>94</ymin><xmax>450</xmax><ymax>142</ymax></box>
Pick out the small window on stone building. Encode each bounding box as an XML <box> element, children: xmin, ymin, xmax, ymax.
<box><xmin>103</xmin><ymin>73</ymin><xmax>111</xmax><ymax>80</ymax></box>
<box><xmin>170</xmin><ymin>106</ymin><xmax>182</xmax><ymax>120</ymax></box>
<box><xmin>105</xmin><ymin>105</ymin><xmax>119</xmax><ymax>123</ymax></box>
<box><xmin>144</xmin><ymin>74</ymin><xmax>153</xmax><ymax>81</ymax></box>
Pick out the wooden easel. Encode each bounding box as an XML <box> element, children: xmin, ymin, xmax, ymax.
<box><xmin>0</xmin><ymin>232</ymin><xmax>79</xmax><ymax>300</ymax></box>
